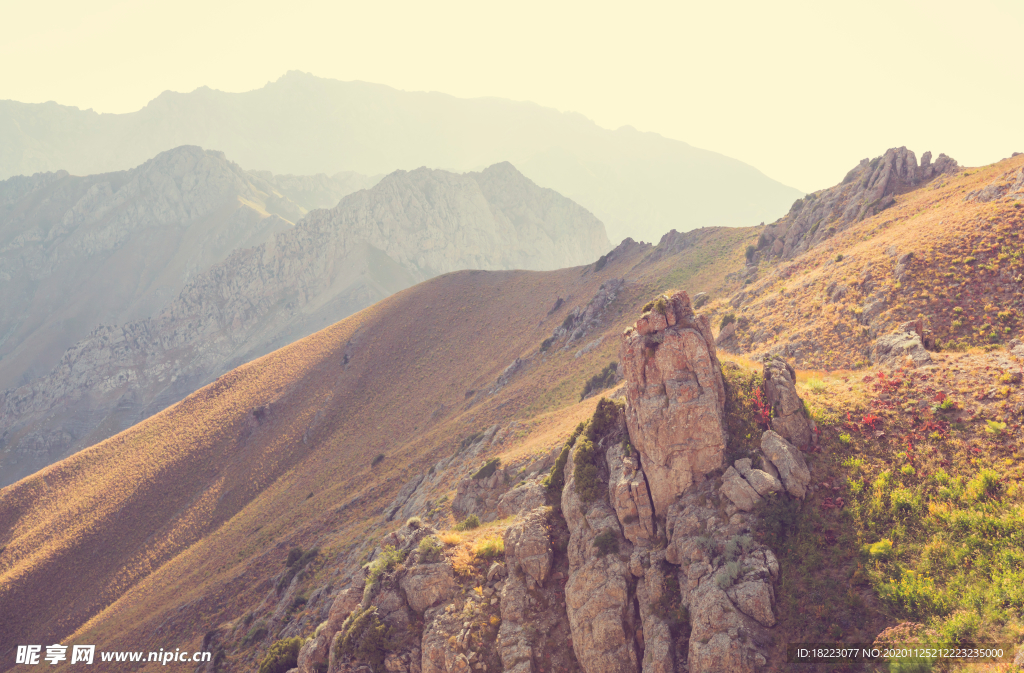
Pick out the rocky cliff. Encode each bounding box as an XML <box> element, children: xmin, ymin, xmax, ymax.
<box><xmin>755</xmin><ymin>147</ymin><xmax>957</xmax><ymax>262</ymax></box>
<box><xmin>0</xmin><ymin>161</ymin><xmax>610</xmax><ymax>485</ymax></box>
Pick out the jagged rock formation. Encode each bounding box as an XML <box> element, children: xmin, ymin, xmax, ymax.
<box><xmin>759</xmin><ymin>431</ymin><xmax>811</xmax><ymax>499</ymax></box>
<box><xmin>0</xmin><ymin>162</ymin><xmax>609</xmax><ymax>486</ymax></box>
<box><xmin>756</xmin><ymin>147</ymin><xmax>958</xmax><ymax>261</ymax></box>
<box><xmin>872</xmin><ymin>330</ymin><xmax>934</xmax><ymax>368</ymax></box>
<box><xmin>762</xmin><ymin>358</ymin><xmax>813</xmax><ymax>448</ymax></box>
<box><xmin>619</xmin><ymin>291</ymin><xmax>728</xmax><ymax>514</ymax></box>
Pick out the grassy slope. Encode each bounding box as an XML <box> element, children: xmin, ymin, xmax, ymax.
<box><xmin>706</xmin><ymin>154</ymin><xmax>1024</xmax><ymax>369</ymax></box>
<box><xmin>0</xmin><ymin>226</ymin><xmax>755</xmax><ymax>670</ymax></box>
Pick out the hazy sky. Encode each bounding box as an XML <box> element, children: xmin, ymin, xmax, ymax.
<box><xmin>2</xmin><ymin>0</ymin><xmax>1021</xmax><ymax>192</ymax></box>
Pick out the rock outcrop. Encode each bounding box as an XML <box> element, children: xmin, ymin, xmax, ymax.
<box><xmin>619</xmin><ymin>291</ymin><xmax>728</xmax><ymax>515</ymax></box>
<box><xmin>760</xmin><ymin>431</ymin><xmax>811</xmax><ymax>499</ymax></box>
<box><xmin>664</xmin><ymin>483</ymin><xmax>778</xmax><ymax>673</ymax></box>
<box><xmin>561</xmin><ymin>412</ymin><xmax>639</xmax><ymax>673</ymax></box>
<box><xmin>965</xmin><ymin>166</ymin><xmax>1024</xmax><ymax>203</ymax></box>
<box><xmin>756</xmin><ymin>147</ymin><xmax>958</xmax><ymax>262</ymax></box>
<box><xmin>607</xmin><ymin>440</ymin><xmax>657</xmax><ymax>545</ymax></box>
<box><xmin>872</xmin><ymin>330</ymin><xmax>933</xmax><ymax>368</ymax></box>
<box><xmin>502</xmin><ymin>508</ymin><xmax>553</xmax><ymax>589</ymax></box>
<box><xmin>762</xmin><ymin>358</ymin><xmax>813</xmax><ymax>448</ymax></box>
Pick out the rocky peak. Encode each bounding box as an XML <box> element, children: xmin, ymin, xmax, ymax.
<box><xmin>618</xmin><ymin>291</ymin><xmax>728</xmax><ymax>515</ymax></box>
<box><xmin>756</xmin><ymin>146</ymin><xmax>958</xmax><ymax>261</ymax></box>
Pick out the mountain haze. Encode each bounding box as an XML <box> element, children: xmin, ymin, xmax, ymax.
<box><xmin>0</xmin><ymin>71</ymin><xmax>803</xmax><ymax>243</ymax></box>
<box><xmin>0</xmin><ymin>158</ymin><xmax>610</xmax><ymax>486</ymax></box>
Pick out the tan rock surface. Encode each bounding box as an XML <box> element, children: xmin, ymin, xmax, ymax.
<box><xmin>760</xmin><ymin>431</ymin><xmax>811</xmax><ymax>499</ymax></box>
<box><xmin>619</xmin><ymin>291</ymin><xmax>727</xmax><ymax>515</ymax></box>
<box><xmin>763</xmin><ymin>358</ymin><xmax>813</xmax><ymax>448</ymax></box>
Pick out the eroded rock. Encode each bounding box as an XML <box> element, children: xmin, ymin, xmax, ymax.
<box><xmin>763</xmin><ymin>358</ymin><xmax>812</xmax><ymax>448</ymax></box>
<box><xmin>760</xmin><ymin>431</ymin><xmax>810</xmax><ymax>499</ymax></box>
<box><xmin>502</xmin><ymin>507</ymin><xmax>553</xmax><ymax>587</ymax></box>
<box><xmin>619</xmin><ymin>291</ymin><xmax>728</xmax><ymax>515</ymax></box>
<box><xmin>607</xmin><ymin>440</ymin><xmax>657</xmax><ymax>545</ymax></box>
<box><xmin>400</xmin><ymin>563</ymin><xmax>456</xmax><ymax>614</ymax></box>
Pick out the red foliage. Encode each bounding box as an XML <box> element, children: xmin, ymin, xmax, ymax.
<box><xmin>752</xmin><ymin>387</ymin><xmax>772</xmax><ymax>428</ymax></box>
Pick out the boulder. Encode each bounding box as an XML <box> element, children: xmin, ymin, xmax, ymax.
<box><xmin>421</xmin><ymin>606</ymin><xmax>472</xmax><ymax>673</ymax></box>
<box><xmin>399</xmin><ymin>563</ymin><xmax>456</xmax><ymax>614</ymax></box>
<box><xmin>607</xmin><ymin>441</ymin><xmax>657</xmax><ymax>545</ymax></box>
<box><xmin>760</xmin><ymin>431</ymin><xmax>810</xmax><ymax>499</ymax></box>
<box><xmin>496</xmin><ymin>482</ymin><xmax>547</xmax><ymax>518</ymax></box>
<box><xmin>619</xmin><ymin>291</ymin><xmax>728</xmax><ymax>515</ymax></box>
<box><xmin>719</xmin><ymin>466</ymin><xmax>763</xmax><ymax>512</ymax></box>
<box><xmin>503</xmin><ymin>507</ymin><xmax>553</xmax><ymax>587</ymax></box>
<box><xmin>763</xmin><ymin>358</ymin><xmax>812</xmax><ymax>448</ymax></box>
<box><xmin>743</xmin><ymin>468</ymin><xmax>782</xmax><ymax>497</ymax></box>
<box><xmin>872</xmin><ymin>331</ymin><xmax>933</xmax><ymax>368</ymax></box>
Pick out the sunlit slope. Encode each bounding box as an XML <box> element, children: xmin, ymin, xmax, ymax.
<box><xmin>704</xmin><ymin>154</ymin><xmax>1024</xmax><ymax>368</ymax></box>
<box><xmin>0</xmin><ymin>225</ymin><xmax>755</xmax><ymax>667</ymax></box>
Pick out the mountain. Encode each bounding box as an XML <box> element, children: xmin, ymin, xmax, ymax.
<box><xmin>0</xmin><ymin>157</ymin><xmax>610</xmax><ymax>486</ymax></box>
<box><xmin>0</xmin><ymin>146</ymin><xmax>377</xmax><ymax>393</ymax></box>
<box><xmin>0</xmin><ymin>71</ymin><xmax>803</xmax><ymax>244</ymax></box>
<box><xmin>2</xmin><ymin>149</ymin><xmax>1022</xmax><ymax>673</ymax></box>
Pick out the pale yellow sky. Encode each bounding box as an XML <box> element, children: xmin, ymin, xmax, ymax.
<box><xmin>1</xmin><ymin>0</ymin><xmax>1021</xmax><ymax>192</ymax></box>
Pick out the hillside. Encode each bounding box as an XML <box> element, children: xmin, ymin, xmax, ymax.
<box><xmin>0</xmin><ymin>160</ymin><xmax>610</xmax><ymax>487</ymax></box>
<box><xmin>2</xmin><ymin>147</ymin><xmax>1023</xmax><ymax>673</ymax></box>
<box><xmin>0</xmin><ymin>71</ymin><xmax>803</xmax><ymax>243</ymax></box>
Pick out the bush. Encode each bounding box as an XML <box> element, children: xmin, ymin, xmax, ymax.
<box><xmin>964</xmin><ymin>468</ymin><xmax>1001</xmax><ymax>501</ymax></box>
<box><xmin>652</xmin><ymin>295</ymin><xmax>668</xmax><ymax>315</ymax></box>
<box><xmin>286</xmin><ymin>547</ymin><xmax>303</xmax><ymax>567</ymax></box>
<box><xmin>371</xmin><ymin>453</ymin><xmax>386</xmax><ymax>467</ymax></box>
<box><xmin>719</xmin><ymin>313</ymin><xmax>736</xmax><ymax>331</ymax></box>
<box><xmin>365</xmin><ymin>545</ymin><xmax>405</xmax><ymax>587</ymax></box>
<box><xmin>593</xmin><ymin>529</ymin><xmax>619</xmax><ymax>556</ymax></box>
<box><xmin>594</xmin><ymin>253</ymin><xmax>609</xmax><ymax>272</ymax></box>
<box><xmin>454</xmin><ymin>514</ymin><xmax>481</xmax><ymax>531</ymax></box>
<box><xmin>473</xmin><ymin>535</ymin><xmax>505</xmax><ymax>559</ymax></box>
<box><xmin>338</xmin><ymin>607</ymin><xmax>391</xmax><ymax>672</ymax></box>
<box><xmin>257</xmin><ymin>637</ymin><xmax>302</xmax><ymax>673</ymax></box>
<box><xmin>745</xmin><ymin>245</ymin><xmax>756</xmax><ymax>262</ymax></box>
<box><xmin>472</xmin><ymin>458</ymin><xmax>500</xmax><ymax>480</ymax></box>
<box><xmin>546</xmin><ymin>421</ymin><xmax>586</xmax><ymax>496</ymax></box>
<box><xmin>867</xmin><ymin>539</ymin><xmax>893</xmax><ymax>560</ymax></box>
<box><xmin>417</xmin><ymin>536</ymin><xmax>443</xmax><ymax>563</ymax></box>
<box><xmin>580</xmin><ymin>362</ymin><xmax>619</xmax><ymax>400</ymax></box>
<box><xmin>572</xmin><ymin>438</ymin><xmax>603</xmax><ymax>503</ymax></box>
<box><xmin>540</xmin><ymin>336</ymin><xmax>556</xmax><ymax>352</ymax></box>
<box><xmin>715</xmin><ymin>561</ymin><xmax>744</xmax><ymax>590</ymax></box>
<box><xmin>562</xmin><ymin>312</ymin><xmax>577</xmax><ymax>330</ymax></box>
<box><xmin>406</xmin><ymin>516</ymin><xmax>422</xmax><ymax>529</ymax></box>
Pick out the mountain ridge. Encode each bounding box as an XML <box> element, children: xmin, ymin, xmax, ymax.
<box><xmin>0</xmin><ymin>71</ymin><xmax>802</xmax><ymax>243</ymax></box>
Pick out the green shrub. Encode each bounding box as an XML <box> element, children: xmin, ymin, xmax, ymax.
<box><xmin>867</xmin><ymin>539</ymin><xmax>893</xmax><ymax>560</ymax></box>
<box><xmin>365</xmin><ymin>545</ymin><xmax>405</xmax><ymax>587</ymax></box>
<box><xmin>406</xmin><ymin>516</ymin><xmax>422</xmax><ymax>529</ymax></box>
<box><xmin>547</xmin><ymin>421</ymin><xmax>586</xmax><ymax>496</ymax></box>
<box><xmin>473</xmin><ymin>535</ymin><xmax>505</xmax><ymax>559</ymax></box>
<box><xmin>594</xmin><ymin>253</ymin><xmax>609</xmax><ymax>272</ymax></box>
<box><xmin>964</xmin><ymin>468</ymin><xmax>1001</xmax><ymax>501</ymax></box>
<box><xmin>580</xmin><ymin>362</ymin><xmax>619</xmax><ymax>400</ymax></box>
<box><xmin>715</xmin><ymin>561</ymin><xmax>744</xmax><ymax>589</ymax></box>
<box><xmin>593</xmin><ymin>529</ymin><xmax>619</xmax><ymax>556</ymax></box>
<box><xmin>257</xmin><ymin>637</ymin><xmax>301</xmax><ymax>673</ymax></box>
<box><xmin>652</xmin><ymin>296</ymin><xmax>668</xmax><ymax>315</ymax></box>
<box><xmin>286</xmin><ymin>547</ymin><xmax>303</xmax><ymax>567</ymax></box>
<box><xmin>472</xmin><ymin>458</ymin><xmax>501</xmax><ymax>480</ymax></box>
<box><xmin>338</xmin><ymin>607</ymin><xmax>391</xmax><ymax>672</ymax></box>
<box><xmin>572</xmin><ymin>438</ymin><xmax>603</xmax><ymax>503</ymax></box>
<box><xmin>719</xmin><ymin>313</ymin><xmax>736</xmax><ymax>331</ymax></box>
<box><xmin>417</xmin><ymin>536</ymin><xmax>443</xmax><ymax>563</ymax></box>
<box><xmin>745</xmin><ymin>245</ymin><xmax>756</xmax><ymax>262</ymax></box>
<box><xmin>371</xmin><ymin>453</ymin><xmax>386</xmax><ymax>467</ymax></box>
<box><xmin>540</xmin><ymin>336</ymin><xmax>556</xmax><ymax>352</ymax></box>
<box><xmin>562</xmin><ymin>312</ymin><xmax>577</xmax><ymax>330</ymax></box>
<box><xmin>754</xmin><ymin>493</ymin><xmax>800</xmax><ymax>544</ymax></box>
<box><xmin>454</xmin><ymin>514</ymin><xmax>481</xmax><ymax>532</ymax></box>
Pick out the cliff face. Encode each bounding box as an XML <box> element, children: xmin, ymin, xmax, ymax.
<box><xmin>0</xmin><ymin>160</ymin><xmax>610</xmax><ymax>486</ymax></box>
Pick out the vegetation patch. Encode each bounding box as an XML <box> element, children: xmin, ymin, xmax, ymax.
<box><xmin>580</xmin><ymin>362</ymin><xmax>619</xmax><ymax>401</ymax></box>
<box><xmin>257</xmin><ymin>637</ymin><xmax>301</xmax><ymax>673</ymax></box>
<box><xmin>472</xmin><ymin>458</ymin><xmax>501</xmax><ymax>480</ymax></box>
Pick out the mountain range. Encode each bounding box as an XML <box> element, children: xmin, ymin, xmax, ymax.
<box><xmin>0</xmin><ymin>150</ymin><xmax>609</xmax><ymax>486</ymax></box>
<box><xmin>0</xmin><ymin>71</ymin><xmax>803</xmax><ymax>244</ymax></box>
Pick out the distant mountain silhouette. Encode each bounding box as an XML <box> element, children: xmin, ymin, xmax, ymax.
<box><xmin>0</xmin><ymin>71</ymin><xmax>802</xmax><ymax>243</ymax></box>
